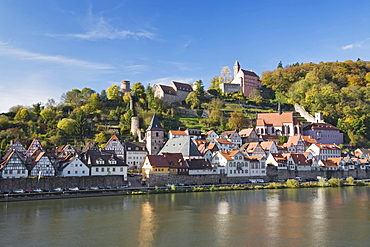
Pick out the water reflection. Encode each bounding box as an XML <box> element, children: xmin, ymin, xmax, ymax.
<box><xmin>0</xmin><ymin>187</ymin><xmax>369</xmax><ymax>247</ymax></box>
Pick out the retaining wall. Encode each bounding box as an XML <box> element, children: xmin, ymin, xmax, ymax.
<box><xmin>0</xmin><ymin>176</ymin><xmax>126</xmax><ymax>191</ymax></box>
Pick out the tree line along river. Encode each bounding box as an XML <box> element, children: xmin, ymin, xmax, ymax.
<box><xmin>1</xmin><ymin>186</ymin><xmax>369</xmax><ymax>247</ymax></box>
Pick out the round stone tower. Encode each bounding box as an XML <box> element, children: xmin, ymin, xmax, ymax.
<box><xmin>131</xmin><ymin>116</ymin><xmax>140</xmax><ymax>137</ymax></box>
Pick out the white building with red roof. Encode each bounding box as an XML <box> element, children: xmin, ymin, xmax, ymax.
<box><xmin>306</xmin><ymin>143</ymin><xmax>341</xmax><ymax>161</ymax></box>
<box><xmin>211</xmin><ymin>150</ymin><xmax>251</xmax><ymax>177</ymax></box>
<box><xmin>168</xmin><ymin>130</ymin><xmax>187</xmax><ymax>139</ymax></box>
<box><xmin>256</xmin><ymin>112</ymin><xmax>302</xmax><ymax>137</ymax></box>
<box><xmin>103</xmin><ymin>135</ymin><xmax>125</xmax><ymax>159</ymax></box>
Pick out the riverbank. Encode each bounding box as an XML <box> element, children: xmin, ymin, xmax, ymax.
<box><xmin>1</xmin><ymin>178</ymin><xmax>368</xmax><ymax>202</ymax></box>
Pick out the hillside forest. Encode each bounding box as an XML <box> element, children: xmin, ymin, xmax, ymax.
<box><xmin>1</xmin><ymin>59</ymin><xmax>370</xmax><ymax>154</ymax></box>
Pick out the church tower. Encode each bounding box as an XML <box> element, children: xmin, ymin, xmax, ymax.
<box><xmin>233</xmin><ymin>60</ymin><xmax>240</xmax><ymax>78</ymax></box>
<box><xmin>145</xmin><ymin>113</ymin><xmax>165</xmax><ymax>155</ymax></box>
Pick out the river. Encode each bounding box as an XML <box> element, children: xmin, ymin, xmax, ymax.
<box><xmin>1</xmin><ymin>187</ymin><xmax>369</xmax><ymax>247</ymax></box>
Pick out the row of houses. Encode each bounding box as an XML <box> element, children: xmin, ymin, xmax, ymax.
<box><xmin>0</xmin><ymin>112</ymin><xmax>356</xmax><ymax>181</ymax></box>
<box><xmin>0</xmin><ymin>138</ymin><xmax>128</xmax><ymax>180</ymax></box>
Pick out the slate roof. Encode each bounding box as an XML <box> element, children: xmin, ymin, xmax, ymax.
<box><xmin>187</xmin><ymin>159</ymin><xmax>213</xmax><ymax>170</ymax></box>
<box><xmin>159</xmin><ymin>136</ymin><xmax>201</xmax><ymax>157</ymax></box>
<box><xmin>303</xmin><ymin>122</ymin><xmax>340</xmax><ymax>131</ymax></box>
<box><xmin>147</xmin><ymin>113</ymin><xmax>164</xmax><ymax>131</ymax></box>
<box><xmin>172</xmin><ymin>81</ymin><xmax>193</xmax><ymax>92</ymax></box>
<box><xmin>124</xmin><ymin>141</ymin><xmax>147</xmax><ymax>151</ymax></box>
<box><xmin>82</xmin><ymin>149</ymin><xmax>127</xmax><ymax>167</ymax></box>
<box><xmin>159</xmin><ymin>85</ymin><xmax>176</xmax><ymax>95</ymax></box>
<box><xmin>146</xmin><ymin>153</ymin><xmax>186</xmax><ymax>168</ymax></box>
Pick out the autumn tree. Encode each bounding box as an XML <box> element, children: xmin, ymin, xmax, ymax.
<box><xmin>40</xmin><ymin>109</ymin><xmax>56</xmax><ymax>122</ymax></box>
<box><xmin>227</xmin><ymin>109</ymin><xmax>248</xmax><ymax>130</ymax></box>
<box><xmin>186</xmin><ymin>91</ymin><xmax>201</xmax><ymax>109</ymax></box>
<box><xmin>14</xmin><ymin>108</ymin><xmax>30</xmax><ymax>122</ymax></box>
<box><xmin>57</xmin><ymin>118</ymin><xmax>77</xmax><ymax>135</ymax></box>
<box><xmin>106</xmin><ymin>85</ymin><xmax>122</xmax><ymax>102</ymax></box>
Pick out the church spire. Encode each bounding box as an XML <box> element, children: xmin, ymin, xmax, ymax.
<box><xmin>147</xmin><ymin>113</ymin><xmax>164</xmax><ymax>131</ymax></box>
<box><xmin>233</xmin><ymin>60</ymin><xmax>240</xmax><ymax>78</ymax></box>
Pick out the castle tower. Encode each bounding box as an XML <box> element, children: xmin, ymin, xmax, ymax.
<box><xmin>233</xmin><ymin>60</ymin><xmax>240</xmax><ymax>78</ymax></box>
<box><xmin>145</xmin><ymin>113</ymin><xmax>165</xmax><ymax>155</ymax></box>
<box><xmin>131</xmin><ymin>116</ymin><xmax>141</xmax><ymax>141</ymax></box>
<box><xmin>120</xmin><ymin>80</ymin><xmax>131</xmax><ymax>93</ymax></box>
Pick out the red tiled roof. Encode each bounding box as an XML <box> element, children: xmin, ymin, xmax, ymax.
<box><xmin>216</xmin><ymin>139</ymin><xmax>234</xmax><ymax>145</ymax></box>
<box><xmin>256</xmin><ymin>112</ymin><xmax>296</xmax><ymax>126</ymax></box>
<box><xmin>169</xmin><ymin>130</ymin><xmax>187</xmax><ymax>136</ymax></box>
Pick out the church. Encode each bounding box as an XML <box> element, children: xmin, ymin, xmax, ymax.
<box><xmin>219</xmin><ymin>60</ymin><xmax>261</xmax><ymax>97</ymax></box>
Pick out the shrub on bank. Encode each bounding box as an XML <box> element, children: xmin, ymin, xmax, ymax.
<box><xmin>328</xmin><ymin>178</ymin><xmax>344</xmax><ymax>187</ymax></box>
<box><xmin>355</xmin><ymin>180</ymin><xmax>366</xmax><ymax>186</ymax></box>
<box><xmin>318</xmin><ymin>178</ymin><xmax>328</xmax><ymax>187</ymax></box>
<box><xmin>286</xmin><ymin>179</ymin><xmax>300</xmax><ymax>188</ymax></box>
<box><xmin>346</xmin><ymin>176</ymin><xmax>355</xmax><ymax>185</ymax></box>
<box><xmin>264</xmin><ymin>182</ymin><xmax>284</xmax><ymax>189</ymax></box>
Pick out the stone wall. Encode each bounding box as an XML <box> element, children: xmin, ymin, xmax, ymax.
<box><xmin>146</xmin><ymin>167</ymin><xmax>370</xmax><ymax>186</ymax></box>
<box><xmin>0</xmin><ymin>176</ymin><xmax>126</xmax><ymax>191</ymax></box>
<box><xmin>294</xmin><ymin>103</ymin><xmax>315</xmax><ymax>122</ymax></box>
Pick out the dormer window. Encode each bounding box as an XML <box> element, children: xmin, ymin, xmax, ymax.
<box><xmin>96</xmin><ymin>159</ymin><xmax>105</xmax><ymax>165</ymax></box>
<box><xmin>109</xmin><ymin>159</ymin><xmax>117</xmax><ymax>164</ymax></box>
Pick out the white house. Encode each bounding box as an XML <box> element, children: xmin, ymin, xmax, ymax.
<box><xmin>29</xmin><ymin>152</ymin><xmax>56</xmax><ymax>177</ymax></box>
<box><xmin>124</xmin><ymin>141</ymin><xmax>148</xmax><ymax>169</ymax></box>
<box><xmin>168</xmin><ymin>130</ymin><xmax>187</xmax><ymax>139</ymax></box>
<box><xmin>103</xmin><ymin>135</ymin><xmax>125</xmax><ymax>159</ymax></box>
<box><xmin>212</xmin><ymin>138</ymin><xmax>235</xmax><ymax>151</ymax></box>
<box><xmin>306</xmin><ymin>143</ymin><xmax>341</xmax><ymax>161</ymax></box>
<box><xmin>58</xmin><ymin>157</ymin><xmax>90</xmax><ymax>177</ymax></box>
<box><xmin>220</xmin><ymin>130</ymin><xmax>242</xmax><ymax>147</ymax></box>
<box><xmin>283</xmin><ymin>135</ymin><xmax>305</xmax><ymax>153</ymax></box>
<box><xmin>0</xmin><ymin>150</ymin><xmax>28</xmax><ymax>178</ymax></box>
<box><xmin>247</xmin><ymin>156</ymin><xmax>267</xmax><ymax>177</ymax></box>
<box><xmin>211</xmin><ymin>150</ymin><xmax>250</xmax><ymax>177</ymax></box>
<box><xmin>205</xmin><ymin>130</ymin><xmax>219</xmax><ymax>140</ymax></box>
<box><xmin>260</xmin><ymin>141</ymin><xmax>279</xmax><ymax>155</ymax></box>
<box><xmin>285</xmin><ymin>153</ymin><xmax>312</xmax><ymax>171</ymax></box>
<box><xmin>266</xmin><ymin>153</ymin><xmax>288</xmax><ymax>170</ymax></box>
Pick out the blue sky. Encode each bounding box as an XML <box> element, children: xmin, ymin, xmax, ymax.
<box><xmin>1</xmin><ymin>0</ymin><xmax>370</xmax><ymax>113</ymax></box>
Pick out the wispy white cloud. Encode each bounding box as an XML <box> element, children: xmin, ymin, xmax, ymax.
<box><xmin>183</xmin><ymin>39</ymin><xmax>193</xmax><ymax>48</ymax></box>
<box><xmin>0</xmin><ymin>42</ymin><xmax>114</xmax><ymax>70</ymax></box>
<box><xmin>48</xmin><ymin>7</ymin><xmax>155</xmax><ymax>41</ymax></box>
<box><xmin>342</xmin><ymin>38</ymin><xmax>370</xmax><ymax>50</ymax></box>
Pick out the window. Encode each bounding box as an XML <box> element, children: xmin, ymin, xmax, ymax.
<box><xmin>67</xmin><ymin>171</ymin><xmax>70</xmax><ymax>174</ymax></box>
<box><xmin>101</xmin><ymin>168</ymin><xmax>105</xmax><ymax>172</ymax></box>
<box><xmin>96</xmin><ymin>168</ymin><xmax>99</xmax><ymax>172</ymax></box>
<box><xmin>113</xmin><ymin>168</ymin><xmax>116</xmax><ymax>172</ymax></box>
<box><xmin>120</xmin><ymin>168</ymin><xmax>123</xmax><ymax>172</ymax></box>
<box><xmin>75</xmin><ymin>171</ymin><xmax>78</xmax><ymax>174</ymax></box>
